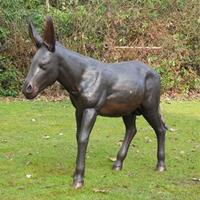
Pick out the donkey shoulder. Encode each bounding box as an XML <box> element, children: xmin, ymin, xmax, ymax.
<box><xmin>78</xmin><ymin>65</ymin><xmax>106</xmax><ymax>106</ymax></box>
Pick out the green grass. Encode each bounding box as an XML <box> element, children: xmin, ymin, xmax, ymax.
<box><xmin>0</xmin><ymin>99</ymin><xmax>200</xmax><ymax>200</ymax></box>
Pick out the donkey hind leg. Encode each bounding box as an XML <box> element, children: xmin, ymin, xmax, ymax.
<box><xmin>113</xmin><ymin>114</ymin><xmax>137</xmax><ymax>170</ymax></box>
<box><xmin>142</xmin><ymin>108</ymin><xmax>167</xmax><ymax>172</ymax></box>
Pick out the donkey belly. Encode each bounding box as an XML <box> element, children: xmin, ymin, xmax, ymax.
<box><xmin>98</xmin><ymin>91</ymin><xmax>144</xmax><ymax>117</ymax></box>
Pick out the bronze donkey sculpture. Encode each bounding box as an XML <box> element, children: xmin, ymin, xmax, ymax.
<box><xmin>23</xmin><ymin>17</ymin><xmax>167</xmax><ymax>189</ymax></box>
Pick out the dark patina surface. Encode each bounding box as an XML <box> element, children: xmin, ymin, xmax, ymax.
<box><xmin>22</xmin><ymin>17</ymin><xmax>167</xmax><ymax>189</ymax></box>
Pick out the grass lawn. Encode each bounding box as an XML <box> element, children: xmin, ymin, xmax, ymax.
<box><xmin>0</xmin><ymin>99</ymin><xmax>199</xmax><ymax>200</ymax></box>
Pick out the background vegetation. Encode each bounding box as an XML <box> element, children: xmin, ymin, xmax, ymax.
<box><xmin>0</xmin><ymin>0</ymin><xmax>199</xmax><ymax>97</ymax></box>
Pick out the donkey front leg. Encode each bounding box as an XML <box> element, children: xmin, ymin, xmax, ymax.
<box><xmin>73</xmin><ymin>108</ymin><xmax>97</xmax><ymax>189</ymax></box>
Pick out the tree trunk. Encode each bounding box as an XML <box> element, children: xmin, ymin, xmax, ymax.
<box><xmin>46</xmin><ymin>0</ymin><xmax>50</xmax><ymax>12</ymax></box>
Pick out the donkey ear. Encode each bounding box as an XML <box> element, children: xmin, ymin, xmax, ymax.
<box><xmin>43</xmin><ymin>16</ymin><xmax>55</xmax><ymax>52</ymax></box>
<box><xmin>28</xmin><ymin>21</ymin><xmax>43</xmax><ymax>48</ymax></box>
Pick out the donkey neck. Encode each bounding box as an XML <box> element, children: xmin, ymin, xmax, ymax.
<box><xmin>56</xmin><ymin>45</ymin><xmax>100</xmax><ymax>94</ymax></box>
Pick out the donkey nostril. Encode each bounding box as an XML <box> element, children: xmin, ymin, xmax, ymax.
<box><xmin>26</xmin><ymin>84</ymin><xmax>33</xmax><ymax>94</ymax></box>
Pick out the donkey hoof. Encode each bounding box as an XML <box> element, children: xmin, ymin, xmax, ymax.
<box><xmin>156</xmin><ymin>164</ymin><xmax>166</xmax><ymax>172</ymax></box>
<box><xmin>73</xmin><ymin>180</ymin><xmax>84</xmax><ymax>189</ymax></box>
<box><xmin>112</xmin><ymin>165</ymin><xmax>122</xmax><ymax>171</ymax></box>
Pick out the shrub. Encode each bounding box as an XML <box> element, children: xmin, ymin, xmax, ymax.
<box><xmin>0</xmin><ymin>56</ymin><xmax>22</xmax><ymax>97</ymax></box>
<box><xmin>0</xmin><ymin>0</ymin><xmax>199</xmax><ymax>97</ymax></box>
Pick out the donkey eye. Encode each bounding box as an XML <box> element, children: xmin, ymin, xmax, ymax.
<box><xmin>39</xmin><ymin>63</ymin><xmax>47</xmax><ymax>70</ymax></box>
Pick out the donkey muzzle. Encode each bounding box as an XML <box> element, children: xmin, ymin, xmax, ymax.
<box><xmin>22</xmin><ymin>82</ymin><xmax>38</xmax><ymax>99</ymax></box>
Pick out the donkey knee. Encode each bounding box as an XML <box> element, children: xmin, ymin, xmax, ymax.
<box><xmin>156</xmin><ymin>126</ymin><xmax>166</xmax><ymax>136</ymax></box>
<box><xmin>129</xmin><ymin>127</ymin><xmax>137</xmax><ymax>139</ymax></box>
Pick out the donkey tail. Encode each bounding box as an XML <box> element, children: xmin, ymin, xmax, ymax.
<box><xmin>159</xmin><ymin>106</ymin><xmax>168</xmax><ymax>131</ymax></box>
<box><xmin>161</xmin><ymin>116</ymin><xmax>168</xmax><ymax>130</ymax></box>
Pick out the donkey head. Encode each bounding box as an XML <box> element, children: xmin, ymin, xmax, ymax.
<box><xmin>22</xmin><ymin>16</ymin><xmax>59</xmax><ymax>99</ymax></box>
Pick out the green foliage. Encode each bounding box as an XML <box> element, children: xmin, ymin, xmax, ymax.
<box><xmin>156</xmin><ymin>64</ymin><xmax>175</xmax><ymax>92</ymax></box>
<box><xmin>0</xmin><ymin>68</ymin><xmax>21</xmax><ymax>97</ymax></box>
<box><xmin>52</xmin><ymin>8</ymin><xmax>74</xmax><ymax>37</ymax></box>
<box><xmin>0</xmin><ymin>0</ymin><xmax>199</xmax><ymax>96</ymax></box>
<box><xmin>0</xmin><ymin>56</ymin><xmax>22</xmax><ymax>97</ymax></box>
<box><xmin>0</xmin><ymin>27</ymin><xmax>9</xmax><ymax>41</ymax></box>
<box><xmin>156</xmin><ymin>61</ymin><xmax>200</xmax><ymax>93</ymax></box>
